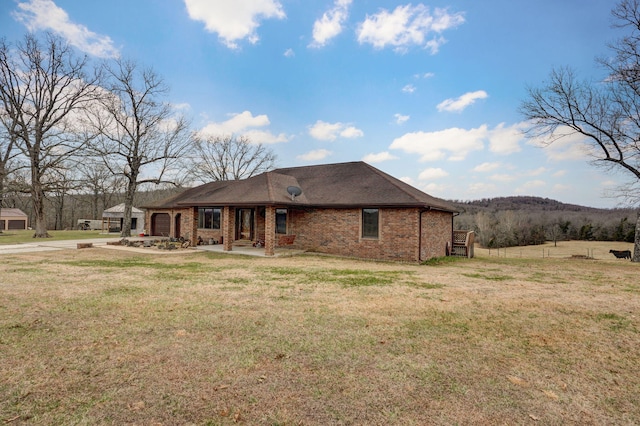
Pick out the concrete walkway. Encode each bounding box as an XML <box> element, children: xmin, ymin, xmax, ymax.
<box><xmin>195</xmin><ymin>244</ymin><xmax>305</xmax><ymax>257</ymax></box>
<box><xmin>0</xmin><ymin>237</ymin><xmax>305</xmax><ymax>257</ymax></box>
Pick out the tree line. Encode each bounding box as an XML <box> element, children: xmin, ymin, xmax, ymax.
<box><xmin>453</xmin><ymin>197</ymin><xmax>637</xmax><ymax>248</ymax></box>
<box><xmin>0</xmin><ymin>33</ymin><xmax>276</xmax><ymax>237</ymax></box>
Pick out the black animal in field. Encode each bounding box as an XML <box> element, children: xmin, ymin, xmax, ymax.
<box><xmin>609</xmin><ymin>249</ymin><xmax>631</xmax><ymax>260</ymax></box>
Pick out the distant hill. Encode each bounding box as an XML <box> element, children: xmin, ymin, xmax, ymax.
<box><xmin>449</xmin><ymin>196</ymin><xmax>637</xmax><ymax>246</ymax></box>
<box><xmin>449</xmin><ymin>196</ymin><xmax>627</xmax><ymax>214</ymax></box>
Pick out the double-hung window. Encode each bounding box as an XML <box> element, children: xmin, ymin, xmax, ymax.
<box><xmin>198</xmin><ymin>207</ymin><xmax>221</xmax><ymax>229</ymax></box>
<box><xmin>362</xmin><ymin>208</ymin><xmax>379</xmax><ymax>239</ymax></box>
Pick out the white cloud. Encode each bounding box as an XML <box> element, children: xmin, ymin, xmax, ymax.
<box><xmin>309</xmin><ymin>121</ymin><xmax>342</xmax><ymax>140</ymax></box>
<box><xmin>488</xmin><ymin>122</ymin><xmax>525</xmax><ymax>154</ymax></box>
<box><xmin>12</xmin><ymin>0</ymin><xmax>119</xmax><ymax>58</ymax></box>
<box><xmin>298</xmin><ymin>149</ymin><xmax>332</xmax><ymax>161</ymax></box>
<box><xmin>394</xmin><ymin>113</ymin><xmax>410</xmax><ymax>124</ymax></box>
<box><xmin>418</xmin><ymin>167</ymin><xmax>449</xmax><ymax>180</ymax></box>
<box><xmin>390</xmin><ymin>125</ymin><xmax>487</xmax><ymax>162</ymax></box>
<box><xmin>201</xmin><ymin>110</ymin><xmax>269</xmax><ymax>133</ymax></box>
<box><xmin>199</xmin><ymin>111</ymin><xmax>289</xmax><ymax>144</ymax></box>
<box><xmin>284</xmin><ymin>48</ymin><xmax>295</xmax><ymax>57</ymax></box>
<box><xmin>356</xmin><ymin>4</ymin><xmax>464</xmax><ymax>54</ymax></box>
<box><xmin>437</xmin><ymin>90</ymin><xmax>488</xmax><ymax>112</ymax></box>
<box><xmin>340</xmin><ymin>126</ymin><xmax>364</xmax><ymax>138</ymax></box>
<box><xmin>309</xmin><ymin>0</ymin><xmax>352</xmax><ymax>48</ymax></box>
<box><xmin>390</xmin><ymin>123</ymin><xmax>526</xmax><ymax>162</ymax></box>
<box><xmin>526</xmin><ymin>125</ymin><xmax>592</xmax><ymax>161</ymax></box>
<box><xmin>308</xmin><ymin>120</ymin><xmax>363</xmax><ymax>141</ymax></box>
<box><xmin>362</xmin><ymin>152</ymin><xmax>397</xmax><ymax>163</ymax></box>
<box><xmin>425</xmin><ymin>36</ymin><xmax>447</xmax><ymax>54</ymax></box>
<box><xmin>402</xmin><ymin>84</ymin><xmax>416</xmax><ymax>93</ymax></box>
<box><xmin>473</xmin><ymin>162</ymin><xmax>501</xmax><ymax>172</ymax></box>
<box><xmin>184</xmin><ymin>0</ymin><xmax>285</xmax><ymax>49</ymax></box>
<box><xmin>243</xmin><ymin>129</ymin><xmax>290</xmax><ymax>144</ymax></box>
<box><xmin>553</xmin><ymin>170</ymin><xmax>567</xmax><ymax>177</ymax></box>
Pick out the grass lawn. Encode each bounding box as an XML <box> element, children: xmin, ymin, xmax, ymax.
<box><xmin>0</xmin><ymin>230</ymin><xmax>116</xmax><ymax>245</ymax></box>
<box><xmin>1</xmin><ymin>243</ymin><xmax>638</xmax><ymax>424</ymax></box>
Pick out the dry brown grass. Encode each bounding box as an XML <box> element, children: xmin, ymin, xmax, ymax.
<box><xmin>476</xmin><ymin>240</ymin><xmax>635</xmax><ymax>260</ymax></box>
<box><xmin>1</xmin><ymin>241</ymin><xmax>639</xmax><ymax>425</ymax></box>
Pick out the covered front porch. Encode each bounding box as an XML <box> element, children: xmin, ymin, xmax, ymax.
<box><xmin>212</xmin><ymin>205</ymin><xmax>296</xmax><ymax>257</ymax></box>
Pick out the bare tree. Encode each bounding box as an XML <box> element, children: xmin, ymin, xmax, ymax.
<box><xmin>192</xmin><ymin>134</ymin><xmax>276</xmax><ymax>182</ymax></box>
<box><xmin>76</xmin><ymin>159</ymin><xmax>125</xmax><ymax>219</ymax></box>
<box><xmin>495</xmin><ymin>210</ymin><xmax>519</xmax><ymax>247</ymax></box>
<box><xmin>520</xmin><ymin>0</ymin><xmax>640</xmax><ymax>262</ymax></box>
<box><xmin>474</xmin><ymin>211</ymin><xmax>494</xmax><ymax>247</ymax></box>
<box><xmin>86</xmin><ymin>59</ymin><xmax>192</xmax><ymax>237</ymax></box>
<box><xmin>49</xmin><ymin>163</ymin><xmax>80</xmax><ymax>230</ymax></box>
<box><xmin>0</xmin><ymin>33</ymin><xmax>101</xmax><ymax>237</ymax></box>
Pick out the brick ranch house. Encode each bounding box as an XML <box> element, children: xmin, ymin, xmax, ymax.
<box><xmin>144</xmin><ymin>161</ymin><xmax>458</xmax><ymax>262</ymax></box>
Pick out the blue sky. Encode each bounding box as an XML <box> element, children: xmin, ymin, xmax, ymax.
<box><xmin>0</xmin><ymin>0</ymin><xmax>627</xmax><ymax>208</ymax></box>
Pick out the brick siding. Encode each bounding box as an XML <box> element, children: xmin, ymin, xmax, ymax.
<box><xmin>145</xmin><ymin>206</ymin><xmax>452</xmax><ymax>262</ymax></box>
<box><xmin>287</xmin><ymin>207</ymin><xmax>451</xmax><ymax>262</ymax></box>
<box><xmin>420</xmin><ymin>209</ymin><xmax>453</xmax><ymax>260</ymax></box>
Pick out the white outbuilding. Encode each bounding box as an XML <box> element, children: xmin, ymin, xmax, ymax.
<box><xmin>102</xmin><ymin>203</ymin><xmax>146</xmax><ymax>235</ymax></box>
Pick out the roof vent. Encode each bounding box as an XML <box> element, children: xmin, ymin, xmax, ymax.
<box><xmin>287</xmin><ymin>186</ymin><xmax>302</xmax><ymax>201</ymax></box>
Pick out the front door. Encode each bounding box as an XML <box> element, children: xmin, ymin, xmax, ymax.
<box><xmin>236</xmin><ymin>208</ymin><xmax>254</xmax><ymax>240</ymax></box>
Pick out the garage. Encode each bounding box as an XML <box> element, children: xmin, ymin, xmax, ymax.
<box><xmin>8</xmin><ymin>220</ymin><xmax>26</xmax><ymax>230</ymax></box>
<box><xmin>0</xmin><ymin>208</ymin><xmax>28</xmax><ymax>231</ymax></box>
<box><xmin>151</xmin><ymin>213</ymin><xmax>170</xmax><ymax>236</ymax></box>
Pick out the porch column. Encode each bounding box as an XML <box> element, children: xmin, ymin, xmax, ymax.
<box><xmin>264</xmin><ymin>206</ymin><xmax>275</xmax><ymax>256</ymax></box>
<box><xmin>190</xmin><ymin>207</ymin><xmax>198</xmax><ymax>247</ymax></box>
<box><xmin>222</xmin><ymin>206</ymin><xmax>234</xmax><ymax>252</ymax></box>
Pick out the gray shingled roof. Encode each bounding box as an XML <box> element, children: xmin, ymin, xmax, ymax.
<box><xmin>0</xmin><ymin>208</ymin><xmax>28</xmax><ymax>217</ymax></box>
<box><xmin>103</xmin><ymin>203</ymin><xmax>144</xmax><ymax>214</ymax></box>
<box><xmin>147</xmin><ymin>161</ymin><xmax>456</xmax><ymax>212</ymax></box>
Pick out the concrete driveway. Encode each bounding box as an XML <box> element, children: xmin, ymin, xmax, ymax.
<box><xmin>0</xmin><ymin>237</ymin><xmax>123</xmax><ymax>255</ymax></box>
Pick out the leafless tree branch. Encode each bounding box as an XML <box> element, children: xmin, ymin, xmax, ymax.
<box><xmin>191</xmin><ymin>134</ymin><xmax>277</xmax><ymax>182</ymax></box>
<box><xmin>520</xmin><ymin>0</ymin><xmax>640</xmax><ymax>261</ymax></box>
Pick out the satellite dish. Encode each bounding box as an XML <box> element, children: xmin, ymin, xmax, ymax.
<box><xmin>287</xmin><ymin>186</ymin><xmax>302</xmax><ymax>200</ymax></box>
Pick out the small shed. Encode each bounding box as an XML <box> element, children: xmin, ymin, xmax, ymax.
<box><xmin>102</xmin><ymin>203</ymin><xmax>146</xmax><ymax>235</ymax></box>
<box><xmin>0</xmin><ymin>208</ymin><xmax>28</xmax><ymax>231</ymax></box>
